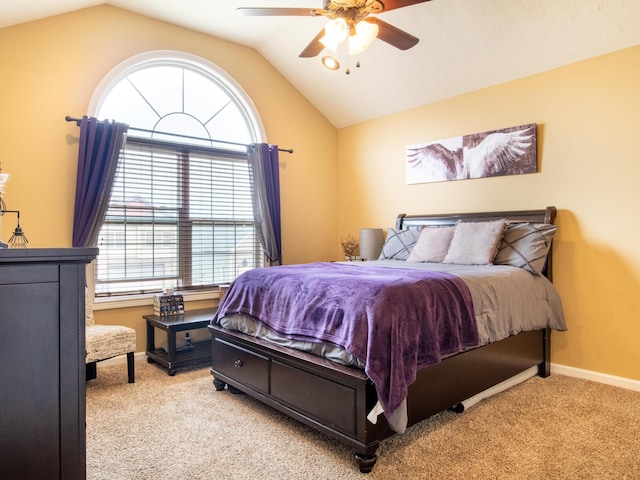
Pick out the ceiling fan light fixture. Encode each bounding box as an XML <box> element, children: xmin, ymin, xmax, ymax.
<box><xmin>348</xmin><ymin>20</ymin><xmax>379</xmax><ymax>55</ymax></box>
<box><xmin>321</xmin><ymin>55</ymin><xmax>340</xmax><ymax>70</ymax></box>
<box><xmin>239</xmin><ymin>2</ymin><xmax>424</xmax><ymax>62</ymax></box>
<box><xmin>319</xmin><ymin>36</ymin><xmax>339</xmax><ymax>53</ymax></box>
<box><xmin>322</xmin><ymin>18</ymin><xmax>348</xmax><ymax>48</ymax></box>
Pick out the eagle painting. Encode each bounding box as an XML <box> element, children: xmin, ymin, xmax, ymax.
<box><xmin>405</xmin><ymin>123</ymin><xmax>537</xmax><ymax>184</ymax></box>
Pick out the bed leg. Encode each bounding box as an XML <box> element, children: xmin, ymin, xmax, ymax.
<box><xmin>212</xmin><ymin>377</ymin><xmax>226</xmax><ymax>391</ymax></box>
<box><xmin>354</xmin><ymin>453</ymin><xmax>377</xmax><ymax>473</ymax></box>
<box><xmin>227</xmin><ymin>385</ymin><xmax>245</xmax><ymax>395</ymax></box>
<box><xmin>538</xmin><ymin>328</ymin><xmax>551</xmax><ymax>378</ymax></box>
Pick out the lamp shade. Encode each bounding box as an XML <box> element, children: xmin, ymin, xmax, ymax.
<box><xmin>359</xmin><ymin>228</ymin><xmax>384</xmax><ymax>261</ymax></box>
<box><xmin>349</xmin><ymin>20</ymin><xmax>379</xmax><ymax>55</ymax></box>
<box><xmin>320</xmin><ymin>18</ymin><xmax>349</xmax><ymax>52</ymax></box>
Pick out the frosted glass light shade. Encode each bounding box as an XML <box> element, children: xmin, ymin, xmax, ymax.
<box><xmin>349</xmin><ymin>20</ymin><xmax>379</xmax><ymax>55</ymax></box>
<box><xmin>320</xmin><ymin>36</ymin><xmax>340</xmax><ymax>53</ymax></box>
<box><xmin>320</xmin><ymin>18</ymin><xmax>349</xmax><ymax>52</ymax></box>
<box><xmin>359</xmin><ymin>228</ymin><xmax>384</xmax><ymax>261</ymax></box>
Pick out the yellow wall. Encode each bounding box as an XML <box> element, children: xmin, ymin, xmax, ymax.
<box><xmin>0</xmin><ymin>6</ymin><xmax>337</xmax><ymax>352</ymax></box>
<box><xmin>337</xmin><ymin>45</ymin><xmax>640</xmax><ymax>381</ymax></box>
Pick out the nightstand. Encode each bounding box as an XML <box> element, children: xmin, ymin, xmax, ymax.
<box><xmin>144</xmin><ymin>308</ymin><xmax>215</xmax><ymax>375</ymax></box>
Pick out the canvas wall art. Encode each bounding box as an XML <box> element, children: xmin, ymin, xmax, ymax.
<box><xmin>405</xmin><ymin>123</ymin><xmax>537</xmax><ymax>184</ymax></box>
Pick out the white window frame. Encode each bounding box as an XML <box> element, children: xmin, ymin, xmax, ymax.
<box><xmin>87</xmin><ymin>51</ymin><xmax>266</xmax><ymax>309</ymax></box>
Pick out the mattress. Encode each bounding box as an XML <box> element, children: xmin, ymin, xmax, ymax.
<box><xmin>218</xmin><ymin>259</ymin><xmax>566</xmax><ymax>367</ymax></box>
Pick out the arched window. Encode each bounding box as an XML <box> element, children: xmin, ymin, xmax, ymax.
<box><xmin>91</xmin><ymin>51</ymin><xmax>265</xmax><ymax>296</ymax></box>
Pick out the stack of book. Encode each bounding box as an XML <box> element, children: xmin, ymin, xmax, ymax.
<box><xmin>153</xmin><ymin>293</ymin><xmax>185</xmax><ymax>316</ymax></box>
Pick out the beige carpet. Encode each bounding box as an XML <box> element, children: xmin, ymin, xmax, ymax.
<box><xmin>87</xmin><ymin>359</ymin><xmax>640</xmax><ymax>479</ymax></box>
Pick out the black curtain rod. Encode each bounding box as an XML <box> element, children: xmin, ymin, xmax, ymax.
<box><xmin>65</xmin><ymin>116</ymin><xmax>293</xmax><ymax>154</ymax></box>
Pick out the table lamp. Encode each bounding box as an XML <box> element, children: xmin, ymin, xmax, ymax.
<box><xmin>359</xmin><ymin>228</ymin><xmax>384</xmax><ymax>261</ymax></box>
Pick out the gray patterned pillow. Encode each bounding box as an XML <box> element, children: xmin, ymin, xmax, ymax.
<box><xmin>378</xmin><ymin>228</ymin><xmax>421</xmax><ymax>260</ymax></box>
<box><xmin>494</xmin><ymin>223</ymin><xmax>558</xmax><ymax>275</ymax></box>
<box><xmin>443</xmin><ymin>220</ymin><xmax>507</xmax><ymax>265</ymax></box>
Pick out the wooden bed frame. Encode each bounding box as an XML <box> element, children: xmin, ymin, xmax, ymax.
<box><xmin>209</xmin><ymin>206</ymin><xmax>557</xmax><ymax>473</ymax></box>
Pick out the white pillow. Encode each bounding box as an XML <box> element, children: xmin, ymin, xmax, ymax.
<box><xmin>407</xmin><ymin>226</ymin><xmax>455</xmax><ymax>263</ymax></box>
<box><xmin>443</xmin><ymin>220</ymin><xmax>506</xmax><ymax>265</ymax></box>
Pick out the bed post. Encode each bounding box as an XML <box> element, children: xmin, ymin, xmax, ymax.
<box><xmin>543</xmin><ymin>206</ymin><xmax>558</xmax><ymax>281</ymax></box>
<box><xmin>540</xmin><ymin>206</ymin><xmax>557</xmax><ymax>378</ymax></box>
<box><xmin>538</xmin><ymin>328</ymin><xmax>551</xmax><ymax>378</ymax></box>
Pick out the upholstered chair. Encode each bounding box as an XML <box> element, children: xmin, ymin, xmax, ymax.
<box><xmin>85</xmin><ymin>289</ymin><xmax>136</xmax><ymax>383</ymax></box>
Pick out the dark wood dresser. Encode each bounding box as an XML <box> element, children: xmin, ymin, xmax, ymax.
<box><xmin>0</xmin><ymin>248</ymin><xmax>98</xmax><ymax>479</ymax></box>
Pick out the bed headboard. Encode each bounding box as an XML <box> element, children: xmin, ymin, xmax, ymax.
<box><xmin>395</xmin><ymin>206</ymin><xmax>557</xmax><ymax>279</ymax></box>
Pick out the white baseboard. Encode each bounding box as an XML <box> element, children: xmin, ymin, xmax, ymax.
<box><xmin>551</xmin><ymin>363</ymin><xmax>640</xmax><ymax>392</ymax></box>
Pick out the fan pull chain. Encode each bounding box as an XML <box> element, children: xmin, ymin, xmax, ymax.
<box><xmin>346</xmin><ymin>55</ymin><xmax>361</xmax><ymax>74</ymax></box>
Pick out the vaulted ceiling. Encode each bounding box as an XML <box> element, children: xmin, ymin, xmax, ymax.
<box><xmin>2</xmin><ymin>0</ymin><xmax>640</xmax><ymax>128</ymax></box>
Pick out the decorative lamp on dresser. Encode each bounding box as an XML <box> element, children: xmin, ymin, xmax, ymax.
<box><xmin>0</xmin><ymin>247</ymin><xmax>98</xmax><ymax>480</ymax></box>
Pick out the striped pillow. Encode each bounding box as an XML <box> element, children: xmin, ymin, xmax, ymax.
<box><xmin>493</xmin><ymin>223</ymin><xmax>558</xmax><ymax>275</ymax></box>
<box><xmin>378</xmin><ymin>228</ymin><xmax>421</xmax><ymax>260</ymax></box>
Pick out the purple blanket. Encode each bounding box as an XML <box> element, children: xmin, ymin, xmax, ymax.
<box><xmin>214</xmin><ymin>262</ymin><xmax>478</xmax><ymax>418</ymax></box>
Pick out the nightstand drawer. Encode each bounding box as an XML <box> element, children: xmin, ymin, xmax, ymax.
<box><xmin>212</xmin><ymin>338</ymin><xmax>270</xmax><ymax>394</ymax></box>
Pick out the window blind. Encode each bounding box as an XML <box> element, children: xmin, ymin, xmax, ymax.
<box><xmin>95</xmin><ymin>136</ymin><xmax>263</xmax><ymax>296</ymax></box>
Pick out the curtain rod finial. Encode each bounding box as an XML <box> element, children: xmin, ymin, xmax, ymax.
<box><xmin>65</xmin><ymin>115</ymin><xmax>82</xmax><ymax>126</ymax></box>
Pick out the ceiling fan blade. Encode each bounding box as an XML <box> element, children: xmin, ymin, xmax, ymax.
<box><xmin>299</xmin><ymin>29</ymin><xmax>326</xmax><ymax>58</ymax></box>
<box><xmin>236</xmin><ymin>7</ymin><xmax>321</xmax><ymax>17</ymax></box>
<box><xmin>377</xmin><ymin>0</ymin><xmax>432</xmax><ymax>12</ymax></box>
<box><xmin>369</xmin><ymin>17</ymin><xmax>419</xmax><ymax>50</ymax></box>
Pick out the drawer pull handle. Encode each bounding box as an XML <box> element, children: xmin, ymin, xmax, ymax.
<box><xmin>234</xmin><ymin>359</ymin><xmax>243</xmax><ymax>368</ymax></box>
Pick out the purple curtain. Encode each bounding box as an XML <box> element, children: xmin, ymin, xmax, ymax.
<box><xmin>248</xmin><ymin>143</ymin><xmax>282</xmax><ymax>265</ymax></box>
<box><xmin>72</xmin><ymin>116</ymin><xmax>128</xmax><ymax>247</ymax></box>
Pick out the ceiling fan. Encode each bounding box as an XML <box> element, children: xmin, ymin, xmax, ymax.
<box><xmin>237</xmin><ymin>1</ymin><xmax>432</xmax><ymax>60</ymax></box>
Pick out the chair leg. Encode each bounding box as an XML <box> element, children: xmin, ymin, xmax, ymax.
<box><xmin>127</xmin><ymin>352</ymin><xmax>135</xmax><ymax>383</ymax></box>
<box><xmin>86</xmin><ymin>362</ymin><xmax>97</xmax><ymax>381</ymax></box>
